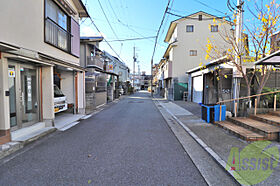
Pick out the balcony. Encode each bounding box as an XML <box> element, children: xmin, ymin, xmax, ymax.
<box><xmin>163</xmin><ymin>61</ymin><xmax>172</xmax><ymax>79</ymax></box>
<box><xmin>45</xmin><ymin>18</ymin><xmax>71</xmax><ymax>52</ymax></box>
<box><xmin>87</xmin><ymin>56</ymin><xmax>104</xmax><ymax>70</ymax></box>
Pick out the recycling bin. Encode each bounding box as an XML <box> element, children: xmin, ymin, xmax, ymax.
<box><xmin>201</xmin><ymin>104</ymin><xmax>226</xmax><ymax>123</ymax></box>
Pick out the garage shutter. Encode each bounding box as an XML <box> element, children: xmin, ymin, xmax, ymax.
<box><xmin>192</xmin><ymin>75</ymin><xmax>203</xmax><ymax>103</ymax></box>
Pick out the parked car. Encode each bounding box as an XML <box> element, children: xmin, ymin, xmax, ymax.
<box><xmin>54</xmin><ymin>85</ymin><xmax>68</xmax><ymax>113</ymax></box>
<box><xmin>119</xmin><ymin>88</ymin><xmax>124</xmax><ymax>95</ymax></box>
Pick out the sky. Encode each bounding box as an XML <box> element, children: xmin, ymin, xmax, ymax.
<box><xmin>79</xmin><ymin>0</ymin><xmax>260</xmax><ymax>74</ymax></box>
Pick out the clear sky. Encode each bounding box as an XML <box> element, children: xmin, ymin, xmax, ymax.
<box><xmin>79</xmin><ymin>0</ymin><xmax>258</xmax><ymax>74</ymax></box>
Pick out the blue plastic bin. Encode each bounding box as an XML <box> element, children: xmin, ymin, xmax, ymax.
<box><xmin>201</xmin><ymin>104</ymin><xmax>226</xmax><ymax>123</ymax></box>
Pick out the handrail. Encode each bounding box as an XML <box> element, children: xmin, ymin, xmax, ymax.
<box><xmin>217</xmin><ymin>90</ymin><xmax>280</xmax><ymax>104</ymax></box>
<box><xmin>45</xmin><ymin>17</ymin><xmax>73</xmax><ymax>37</ymax></box>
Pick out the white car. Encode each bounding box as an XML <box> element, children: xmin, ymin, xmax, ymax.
<box><xmin>119</xmin><ymin>88</ymin><xmax>124</xmax><ymax>95</ymax></box>
<box><xmin>54</xmin><ymin>85</ymin><xmax>67</xmax><ymax>113</ymax></box>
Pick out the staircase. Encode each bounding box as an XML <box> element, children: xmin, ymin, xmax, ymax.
<box><xmin>216</xmin><ymin>112</ymin><xmax>280</xmax><ymax>141</ymax></box>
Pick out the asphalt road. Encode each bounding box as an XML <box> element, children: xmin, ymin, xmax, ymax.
<box><xmin>0</xmin><ymin>91</ymin><xmax>207</xmax><ymax>186</ymax></box>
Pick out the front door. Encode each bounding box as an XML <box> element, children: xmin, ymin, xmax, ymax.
<box><xmin>8</xmin><ymin>61</ymin><xmax>39</xmax><ymax>130</ymax></box>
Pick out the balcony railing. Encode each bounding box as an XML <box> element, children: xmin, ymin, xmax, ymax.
<box><xmin>45</xmin><ymin>17</ymin><xmax>71</xmax><ymax>52</ymax></box>
<box><xmin>87</xmin><ymin>56</ymin><xmax>104</xmax><ymax>69</ymax></box>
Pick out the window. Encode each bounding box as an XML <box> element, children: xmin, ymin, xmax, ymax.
<box><xmin>186</xmin><ymin>25</ymin><xmax>194</xmax><ymax>32</ymax></box>
<box><xmin>45</xmin><ymin>0</ymin><xmax>71</xmax><ymax>52</ymax></box>
<box><xmin>211</xmin><ymin>25</ymin><xmax>219</xmax><ymax>32</ymax></box>
<box><xmin>199</xmin><ymin>15</ymin><xmax>202</xmax><ymax>21</ymax></box>
<box><xmin>190</xmin><ymin>50</ymin><xmax>197</xmax><ymax>56</ymax></box>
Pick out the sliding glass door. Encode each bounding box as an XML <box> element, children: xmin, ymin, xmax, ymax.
<box><xmin>8</xmin><ymin>61</ymin><xmax>39</xmax><ymax>130</ymax></box>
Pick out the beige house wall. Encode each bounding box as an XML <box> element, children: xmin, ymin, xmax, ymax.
<box><xmin>0</xmin><ymin>55</ymin><xmax>10</xmax><ymax>130</ymax></box>
<box><xmin>0</xmin><ymin>0</ymin><xmax>80</xmax><ymax>65</ymax></box>
<box><xmin>77</xmin><ymin>71</ymin><xmax>85</xmax><ymax>114</ymax></box>
<box><xmin>42</xmin><ymin>66</ymin><xmax>55</xmax><ymax>126</ymax></box>
<box><xmin>170</xmin><ymin>14</ymin><xmax>232</xmax><ymax>83</ymax></box>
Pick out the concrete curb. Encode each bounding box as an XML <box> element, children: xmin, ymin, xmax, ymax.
<box><xmin>154</xmin><ymin>99</ymin><xmax>250</xmax><ymax>186</ymax></box>
<box><xmin>82</xmin><ymin>97</ymin><xmax>122</xmax><ymax>120</ymax></box>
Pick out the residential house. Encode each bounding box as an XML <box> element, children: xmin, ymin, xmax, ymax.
<box><xmin>103</xmin><ymin>51</ymin><xmax>129</xmax><ymax>97</ymax></box>
<box><xmin>153</xmin><ymin>60</ymin><xmax>165</xmax><ymax>97</ymax></box>
<box><xmin>0</xmin><ymin>0</ymin><xmax>89</xmax><ymax>144</ymax></box>
<box><xmin>80</xmin><ymin>36</ymin><xmax>108</xmax><ymax>113</ymax></box>
<box><xmin>140</xmin><ymin>72</ymin><xmax>152</xmax><ymax>90</ymax></box>
<box><xmin>162</xmin><ymin>11</ymin><xmax>232</xmax><ymax>100</ymax></box>
<box><xmin>187</xmin><ymin>57</ymin><xmax>234</xmax><ymax>107</ymax></box>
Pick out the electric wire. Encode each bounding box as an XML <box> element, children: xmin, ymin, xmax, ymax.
<box><xmin>97</xmin><ymin>0</ymin><xmax>120</xmax><ymax>40</ymax></box>
<box><xmin>151</xmin><ymin>0</ymin><xmax>172</xmax><ymax>62</ymax></box>
<box><xmin>88</xmin><ymin>16</ymin><xmax>125</xmax><ymax>63</ymax></box>
<box><xmin>107</xmin><ymin>36</ymin><xmax>157</xmax><ymax>42</ymax></box>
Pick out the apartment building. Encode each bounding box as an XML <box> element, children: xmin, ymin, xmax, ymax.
<box><xmin>161</xmin><ymin>11</ymin><xmax>232</xmax><ymax>100</ymax></box>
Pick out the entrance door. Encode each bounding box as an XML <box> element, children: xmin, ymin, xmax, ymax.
<box><xmin>8</xmin><ymin>61</ymin><xmax>39</xmax><ymax>130</ymax></box>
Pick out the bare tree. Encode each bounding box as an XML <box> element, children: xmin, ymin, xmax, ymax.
<box><xmin>205</xmin><ymin>0</ymin><xmax>280</xmax><ymax>97</ymax></box>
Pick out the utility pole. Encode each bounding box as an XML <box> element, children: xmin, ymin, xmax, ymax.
<box><xmin>133</xmin><ymin>46</ymin><xmax>136</xmax><ymax>89</ymax></box>
<box><xmin>151</xmin><ymin>59</ymin><xmax>153</xmax><ymax>97</ymax></box>
<box><xmin>232</xmin><ymin>0</ymin><xmax>244</xmax><ymax>116</ymax></box>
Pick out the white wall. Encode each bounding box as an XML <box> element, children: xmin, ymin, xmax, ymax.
<box><xmin>0</xmin><ymin>56</ymin><xmax>10</xmax><ymax>130</ymax></box>
<box><xmin>0</xmin><ymin>0</ymin><xmax>80</xmax><ymax>65</ymax></box>
<box><xmin>61</xmin><ymin>71</ymin><xmax>74</xmax><ymax>104</ymax></box>
<box><xmin>42</xmin><ymin>66</ymin><xmax>54</xmax><ymax>126</ymax></box>
<box><xmin>170</xmin><ymin>13</ymin><xmax>232</xmax><ymax>83</ymax></box>
<box><xmin>77</xmin><ymin>71</ymin><xmax>85</xmax><ymax>114</ymax></box>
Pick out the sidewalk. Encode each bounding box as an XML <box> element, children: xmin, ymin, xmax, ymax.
<box><xmin>156</xmin><ymin>99</ymin><xmax>280</xmax><ymax>185</ymax></box>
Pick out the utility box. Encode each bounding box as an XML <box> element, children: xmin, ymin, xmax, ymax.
<box><xmin>201</xmin><ymin>104</ymin><xmax>226</xmax><ymax>123</ymax></box>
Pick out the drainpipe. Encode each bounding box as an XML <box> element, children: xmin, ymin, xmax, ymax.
<box><xmin>73</xmin><ymin>70</ymin><xmax>77</xmax><ymax>115</ymax></box>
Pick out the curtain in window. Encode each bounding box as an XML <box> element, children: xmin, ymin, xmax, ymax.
<box><xmin>45</xmin><ymin>19</ymin><xmax>58</xmax><ymax>47</ymax></box>
<box><xmin>45</xmin><ymin>0</ymin><xmax>69</xmax><ymax>51</ymax></box>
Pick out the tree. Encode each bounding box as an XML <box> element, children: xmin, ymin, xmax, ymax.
<box><xmin>205</xmin><ymin>0</ymin><xmax>280</xmax><ymax>98</ymax></box>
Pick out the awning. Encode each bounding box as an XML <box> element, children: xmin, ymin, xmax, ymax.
<box><xmin>255</xmin><ymin>50</ymin><xmax>280</xmax><ymax>66</ymax></box>
<box><xmin>6</xmin><ymin>55</ymin><xmax>53</xmax><ymax>66</ymax></box>
<box><xmin>0</xmin><ymin>42</ymin><xmax>19</xmax><ymax>52</ymax></box>
<box><xmin>256</xmin><ymin>56</ymin><xmax>280</xmax><ymax>65</ymax></box>
<box><xmin>39</xmin><ymin>53</ymin><xmax>87</xmax><ymax>72</ymax></box>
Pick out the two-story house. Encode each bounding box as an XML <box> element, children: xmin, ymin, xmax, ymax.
<box><xmin>80</xmin><ymin>36</ymin><xmax>108</xmax><ymax>113</ymax></box>
<box><xmin>103</xmin><ymin>52</ymin><xmax>129</xmax><ymax>84</ymax></box>
<box><xmin>162</xmin><ymin>11</ymin><xmax>232</xmax><ymax>101</ymax></box>
<box><xmin>103</xmin><ymin>51</ymin><xmax>129</xmax><ymax>97</ymax></box>
<box><xmin>0</xmin><ymin>0</ymin><xmax>89</xmax><ymax>144</ymax></box>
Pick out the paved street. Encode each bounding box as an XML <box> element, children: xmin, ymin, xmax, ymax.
<box><xmin>0</xmin><ymin>91</ymin><xmax>207</xmax><ymax>185</ymax></box>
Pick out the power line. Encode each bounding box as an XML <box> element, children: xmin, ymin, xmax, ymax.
<box><xmin>159</xmin><ymin>0</ymin><xmax>175</xmax><ymax>42</ymax></box>
<box><xmin>151</xmin><ymin>0</ymin><xmax>172</xmax><ymax>60</ymax></box>
<box><xmin>192</xmin><ymin>0</ymin><xmax>227</xmax><ymax>15</ymax></box>
<box><xmin>107</xmin><ymin>36</ymin><xmax>157</xmax><ymax>42</ymax></box>
<box><xmin>97</xmin><ymin>0</ymin><xmax>120</xmax><ymax>40</ymax></box>
<box><xmin>81</xmin><ymin>16</ymin><xmax>157</xmax><ymax>32</ymax></box>
<box><xmin>151</xmin><ymin>0</ymin><xmax>172</xmax><ymax>96</ymax></box>
<box><xmin>105</xmin><ymin>0</ymin><xmax>161</xmax><ymax>45</ymax></box>
<box><xmin>105</xmin><ymin>0</ymin><xmax>162</xmax><ymax>47</ymax></box>
<box><xmin>88</xmin><ymin>16</ymin><xmax>125</xmax><ymax>63</ymax></box>
<box><xmin>107</xmin><ymin>0</ymin><xmax>119</xmax><ymax>23</ymax></box>
<box><xmin>167</xmin><ymin>11</ymin><xmax>230</xmax><ymax>20</ymax></box>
